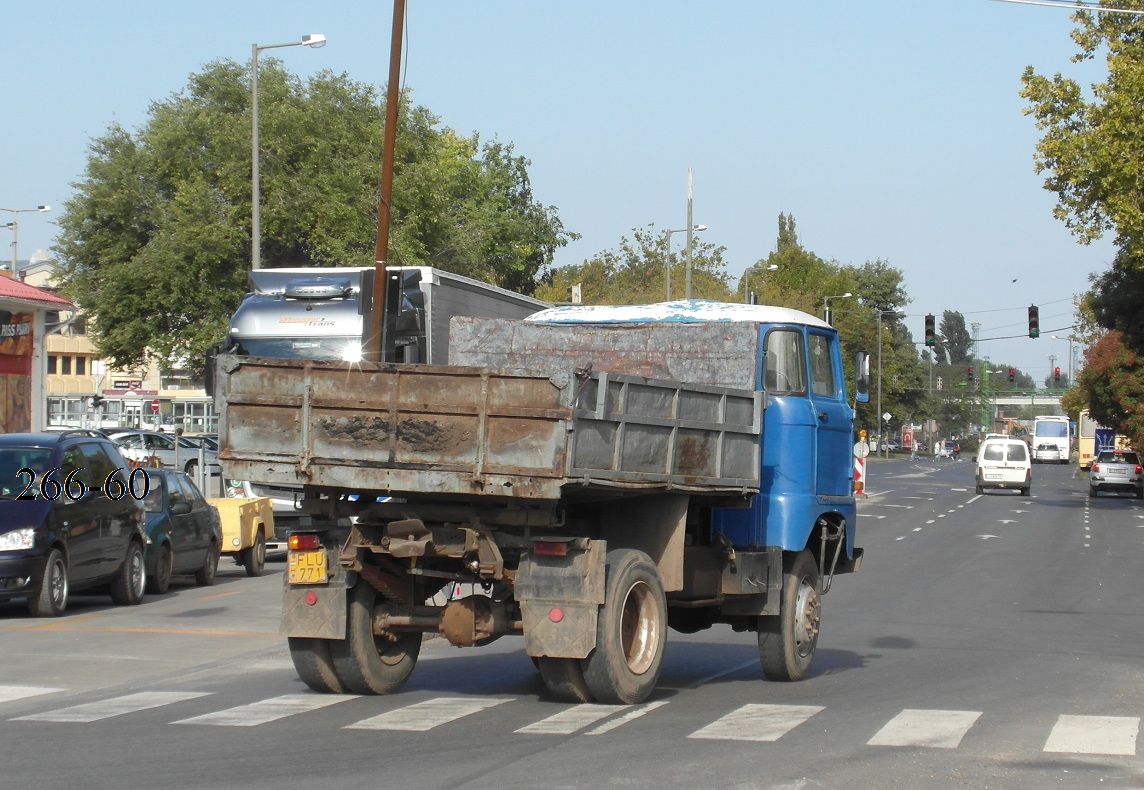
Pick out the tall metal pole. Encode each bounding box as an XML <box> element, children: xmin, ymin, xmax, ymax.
<box><xmin>684</xmin><ymin>168</ymin><xmax>694</xmax><ymax>300</ymax></box>
<box><xmin>663</xmin><ymin>230</ymin><xmax>671</xmax><ymax>301</ymax></box>
<box><xmin>877</xmin><ymin>310</ymin><xmax>884</xmax><ymax>459</ymax></box>
<box><xmin>250</xmin><ymin>35</ymin><xmax>325</xmax><ymax>270</ymax></box>
<box><xmin>367</xmin><ymin>0</ymin><xmax>407</xmax><ymax>362</ymax></box>
<box><xmin>2</xmin><ymin>206</ymin><xmax>50</xmax><ymax>278</ymax></box>
<box><xmin>251</xmin><ymin>44</ymin><xmax>262</xmax><ymax>271</ymax></box>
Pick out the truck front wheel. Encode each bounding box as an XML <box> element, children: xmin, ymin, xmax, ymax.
<box><xmin>288</xmin><ymin>637</ymin><xmax>345</xmax><ymax>694</ymax></box>
<box><xmin>330</xmin><ymin>581</ymin><xmax>421</xmax><ymax>695</ymax></box>
<box><xmin>757</xmin><ymin>549</ymin><xmax>820</xmax><ymax>682</ymax></box>
<box><xmin>581</xmin><ymin>548</ymin><xmax>667</xmax><ymax>705</ymax></box>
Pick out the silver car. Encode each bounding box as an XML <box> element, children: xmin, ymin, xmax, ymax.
<box><xmin>107</xmin><ymin>429</ymin><xmax>220</xmax><ymax>476</ymax></box>
<box><xmin>1088</xmin><ymin>450</ymin><xmax>1143</xmax><ymax>499</ymax></box>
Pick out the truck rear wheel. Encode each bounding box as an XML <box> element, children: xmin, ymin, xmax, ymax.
<box><xmin>538</xmin><ymin>657</ymin><xmax>594</xmax><ymax>702</ymax></box>
<box><xmin>288</xmin><ymin>637</ymin><xmax>346</xmax><ymax>694</ymax></box>
<box><xmin>581</xmin><ymin>548</ymin><xmax>667</xmax><ymax>705</ymax></box>
<box><xmin>331</xmin><ymin>580</ymin><xmax>421</xmax><ymax>695</ymax></box>
<box><xmin>758</xmin><ymin>549</ymin><xmax>820</xmax><ymax>682</ymax></box>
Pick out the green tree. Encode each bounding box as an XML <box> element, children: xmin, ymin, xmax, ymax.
<box><xmin>534</xmin><ymin>225</ymin><xmax>733</xmax><ymax>305</ymax></box>
<box><xmin>939</xmin><ymin>311</ymin><xmax>973</xmax><ymax>366</ymax></box>
<box><xmin>52</xmin><ymin>60</ymin><xmax>572</xmax><ymax>375</ymax></box>
<box><xmin>1020</xmin><ymin>7</ymin><xmax>1144</xmax><ymax>353</ymax></box>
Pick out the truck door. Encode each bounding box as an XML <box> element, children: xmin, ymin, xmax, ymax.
<box><xmin>806</xmin><ymin>330</ymin><xmax>852</xmax><ymax>497</ymax></box>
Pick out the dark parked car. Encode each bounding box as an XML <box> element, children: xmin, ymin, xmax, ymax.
<box><xmin>140</xmin><ymin>469</ymin><xmax>222</xmax><ymax>594</ymax></box>
<box><xmin>0</xmin><ymin>431</ymin><xmax>147</xmax><ymax>616</ymax></box>
<box><xmin>1088</xmin><ymin>450</ymin><xmax>1143</xmax><ymax>499</ymax></box>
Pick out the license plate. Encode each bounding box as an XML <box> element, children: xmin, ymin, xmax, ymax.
<box><xmin>288</xmin><ymin>550</ymin><xmax>328</xmax><ymax>585</ymax></box>
<box><xmin>986</xmin><ymin>474</ymin><xmax>1001</xmax><ymax>480</ymax></box>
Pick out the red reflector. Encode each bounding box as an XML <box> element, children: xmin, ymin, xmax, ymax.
<box><xmin>548</xmin><ymin>607</ymin><xmax>564</xmax><ymax>623</ymax></box>
<box><xmin>289</xmin><ymin>533</ymin><xmax>320</xmax><ymax>550</ymax></box>
<box><xmin>533</xmin><ymin>541</ymin><xmax>567</xmax><ymax>557</ymax></box>
<box><xmin>304</xmin><ymin>590</ymin><xmax>318</xmax><ymax>606</ymax></box>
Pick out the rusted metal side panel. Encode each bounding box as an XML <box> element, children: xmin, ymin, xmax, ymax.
<box><xmin>217</xmin><ymin>350</ymin><xmax>762</xmax><ymax>499</ymax></box>
<box><xmin>450</xmin><ymin>318</ymin><xmax>760</xmax><ymax>390</ymax></box>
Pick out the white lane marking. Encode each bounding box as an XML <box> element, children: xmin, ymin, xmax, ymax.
<box><xmin>895</xmin><ymin>536</ymin><xmax>906</xmax><ymax>541</ymax></box>
<box><xmin>867</xmin><ymin>709</ymin><xmax>982</xmax><ymax>748</ymax></box>
<box><xmin>0</xmin><ymin>686</ymin><xmax>62</xmax><ymax>705</ymax></box>
<box><xmin>968</xmin><ymin>495</ymin><xmax>983</xmax><ymax>503</ymax></box>
<box><xmin>174</xmin><ymin>693</ymin><xmax>354</xmax><ymax>727</ymax></box>
<box><xmin>978</xmin><ymin>535</ymin><xmax>1000</xmax><ymax>540</ymax></box>
<box><xmin>913</xmin><ymin>528</ymin><xmax>922</xmax><ymax>532</ymax></box>
<box><xmin>346</xmin><ymin>697</ymin><xmax>510</xmax><ymax>731</ymax></box>
<box><xmin>1044</xmin><ymin>715</ymin><xmax>1140</xmax><ymax>755</ymax></box>
<box><xmin>15</xmin><ymin>691</ymin><xmax>210</xmax><ymax>723</ymax></box>
<box><xmin>926</xmin><ymin>520</ymin><xmax>936</xmax><ymax>524</ymax></box>
<box><xmin>688</xmin><ymin>703</ymin><xmax>823</xmax><ymax>742</ymax></box>
<box><xmin>516</xmin><ymin>704</ymin><xmax>625</xmax><ymax>735</ymax></box>
<box><xmin>587</xmin><ymin>700</ymin><xmax>669</xmax><ymax>735</ymax></box>
<box><xmin>858</xmin><ymin>514</ymin><xmax>887</xmax><ymax>519</ymax></box>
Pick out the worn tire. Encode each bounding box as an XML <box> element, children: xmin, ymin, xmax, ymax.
<box><xmin>975</xmin><ymin>484</ymin><xmax>984</xmax><ymax>495</ymax></box>
<box><xmin>758</xmin><ymin>549</ymin><xmax>820</xmax><ymax>682</ymax></box>
<box><xmin>538</xmin><ymin>657</ymin><xmax>595</xmax><ymax>702</ymax></box>
<box><xmin>147</xmin><ymin>543</ymin><xmax>172</xmax><ymax>595</ymax></box>
<box><xmin>110</xmin><ymin>541</ymin><xmax>146</xmax><ymax>606</ymax></box>
<box><xmin>244</xmin><ymin>531</ymin><xmax>266</xmax><ymax>577</ymax></box>
<box><xmin>580</xmin><ymin>549</ymin><xmax>667</xmax><ymax>705</ymax></box>
<box><xmin>194</xmin><ymin>540</ymin><xmax>219</xmax><ymax>586</ymax></box>
<box><xmin>330</xmin><ymin>580</ymin><xmax>421</xmax><ymax>695</ymax></box>
<box><xmin>184</xmin><ymin>460</ymin><xmax>198</xmax><ymax>477</ymax></box>
<box><xmin>1021</xmin><ymin>487</ymin><xmax>1031</xmax><ymax>497</ymax></box>
<box><xmin>288</xmin><ymin>637</ymin><xmax>346</xmax><ymax>694</ymax></box>
<box><xmin>28</xmin><ymin>548</ymin><xmax>68</xmax><ymax>617</ymax></box>
<box><xmin>1088</xmin><ymin>487</ymin><xmax>1096</xmax><ymax>498</ymax></box>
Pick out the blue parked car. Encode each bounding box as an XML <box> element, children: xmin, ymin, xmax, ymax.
<box><xmin>139</xmin><ymin>469</ymin><xmax>222</xmax><ymax>594</ymax></box>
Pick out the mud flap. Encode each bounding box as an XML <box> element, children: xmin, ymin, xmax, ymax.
<box><xmin>515</xmin><ymin>540</ymin><xmax>606</xmax><ymax>659</ymax></box>
<box><xmin>280</xmin><ymin>578</ymin><xmax>348</xmax><ymax>639</ymax></box>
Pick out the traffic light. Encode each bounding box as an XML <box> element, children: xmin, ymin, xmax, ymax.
<box><xmin>1054</xmin><ymin>366</ymin><xmax>1061</xmax><ymax>385</ymax></box>
<box><xmin>967</xmin><ymin>366</ymin><xmax>975</xmax><ymax>384</ymax></box>
<box><xmin>91</xmin><ymin>394</ymin><xmax>103</xmax><ymax>408</ymax></box>
<box><xmin>1028</xmin><ymin>305</ymin><xmax>1040</xmax><ymax>338</ymax></box>
<box><xmin>1008</xmin><ymin>368</ymin><xmax>1015</xmax><ymax>384</ymax></box>
<box><xmin>924</xmin><ymin>314</ymin><xmax>936</xmax><ymax>347</ymax></box>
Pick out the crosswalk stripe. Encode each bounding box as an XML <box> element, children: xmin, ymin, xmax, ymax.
<box><xmin>346</xmin><ymin>697</ymin><xmax>510</xmax><ymax>732</ymax></box>
<box><xmin>516</xmin><ymin>703</ymin><xmax>624</xmax><ymax>735</ymax></box>
<box><xmin>1043</xmin><ymin>715</ymin><xmax>1140</xmax><ymax>755</ymax></box>
<box><xmin>867</xmin><ymin>709</ymin><xmax>982</xmax><ymax>748</ymax></box>
<box><xmin>173</xmin><ymin>693</ymin><xmax>354</xmax><ymax>727</ymax></box>
<box><xmin>0</xmin><ymin>685</ymin><xmax>62</xmax><ymax>704</ymax></box>
<box><xmin>586</xmin><ymin>700</ymin><xmax>669</xmax><ymax>735</ymax></box>
<box><xmin>13</xmin><ymin>692</ymin><xmax>211</xmax><ymax>723</ymax></box>
<box><xmin>688</xmin><ymin>703</ymin><xmax>823</xmax><ymax>742</ymax></box>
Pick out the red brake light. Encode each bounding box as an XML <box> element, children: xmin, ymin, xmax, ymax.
<box><xmin>1092</xmin><ymin>463</ymin><xmax>1100</xmax><ymax>473</ymax></box>
<box><xmin>288</xmin><ymin>533</ymin><xmax>320</xmax><ymax>551</ymax></box>
<box><xmin>1136</xmin><ymin>465</ymin><xmax>1142</xmax><ymax>474</ymax></box>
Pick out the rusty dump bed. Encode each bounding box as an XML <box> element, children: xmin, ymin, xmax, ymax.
<box><xmin>216</xmin><ymin>350</ymin><xmax>762</xmax><ymax>503</ymax></box>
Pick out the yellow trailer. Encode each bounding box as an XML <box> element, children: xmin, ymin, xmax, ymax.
<box><xmin>208</xmin><ymin>497</ymin><xmax>274</xmax><ymax>577</ymax></box>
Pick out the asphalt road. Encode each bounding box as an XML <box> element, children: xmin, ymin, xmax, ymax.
<box><xmin>1</xmin><ymin>457</ymin><xmax>1142</xmax><ymax>790</ymax></box>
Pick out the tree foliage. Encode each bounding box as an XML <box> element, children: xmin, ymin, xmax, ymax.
<box><xmin>1077</xmin><ymin>330</ymin><xmax>1144</xmax><ymax>450</ymax></box>
<box><xmin>533</xmin><ymin>225</ymin><xmax>733</xmax><ymax>305</ymax></box>
<box><xmin>52</xmin><ymin>60</ymin><xmax>572</xmax><ymax>374</ymax></box>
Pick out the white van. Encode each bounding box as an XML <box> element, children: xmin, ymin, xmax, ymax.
<box><xmin>975</xmin><ymin>437</ymin><xmax>1032</xmax><ymax>496</ymax></box>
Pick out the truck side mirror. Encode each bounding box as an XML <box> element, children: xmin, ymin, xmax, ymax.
<box><xmin>853</xmin><ymin>351</ymin><xmax>870</xmax><ymax>403</ymax></box>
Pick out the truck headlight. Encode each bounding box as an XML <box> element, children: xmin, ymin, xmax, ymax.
<box><xmin>0</xmin><ymin>528</ymin><xmax>36</xmax><ymax>551</ymax></box>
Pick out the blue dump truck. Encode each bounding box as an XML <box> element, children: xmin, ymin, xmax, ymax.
<box><xmin>213</xmin><ymin>299</ymin><xmax>869</xmax><ymax>704</ymax></box>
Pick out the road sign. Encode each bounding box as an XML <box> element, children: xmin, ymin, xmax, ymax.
<box><xmin>150</xmin><ymin>399</ymin><xmax>160</xmax><ymax>412</ymax></box>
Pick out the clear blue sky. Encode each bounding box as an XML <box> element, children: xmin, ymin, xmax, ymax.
<box><xmin>1</xmin><ymin>0</ymin><xmax>1114</xmax><ymax>377</ymax></box>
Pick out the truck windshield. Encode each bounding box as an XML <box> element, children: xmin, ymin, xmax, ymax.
<box><xmin>236</xmin><ymin>337</ymin><xmax>362</xmax><ymax>362</ymax></box>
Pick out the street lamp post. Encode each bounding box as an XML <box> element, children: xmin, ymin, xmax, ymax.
<box><xmin>876</xmin><ymin>308</ymin><xmax>904</xmax><ymax>458</ymax></box>
<box><xmin>742</xmin><ymin>264</ymin><xmax>778</xmax><ymax>304</ymax></box>
<box><xmin>663</xmin><ymin>224</ymin><xmax>706</xmax><ymax>301</ymax></box>
<box><xmin>822</xmin><ymin>292</ymin><xmax>852</xmax><ymax>325</ymax></box>
<box><xmin>251</xmin><ymin>33</ymin><xmax>326</xmax><ymax>270</ymax></box>
<box><xmin>1</xmin><ymin>205</ymin><xmax>51</xmax><ymax>278</ymax></box>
